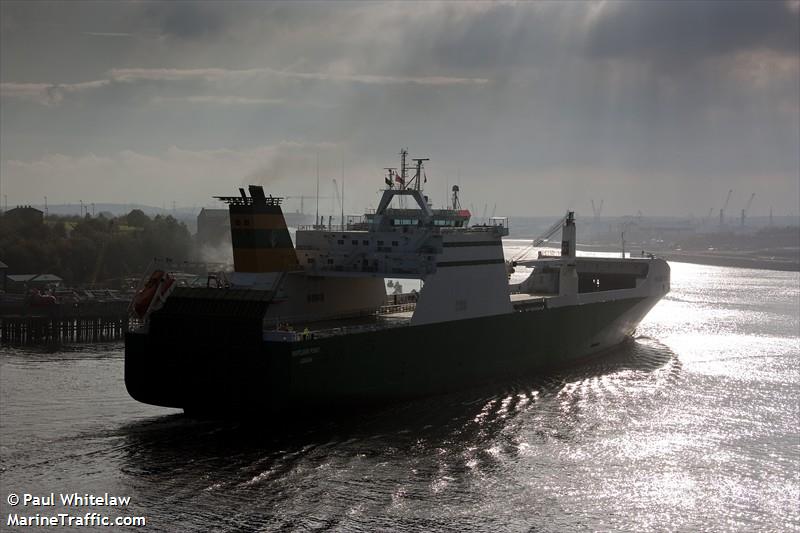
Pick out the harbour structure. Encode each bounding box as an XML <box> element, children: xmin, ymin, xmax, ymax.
<box><xmin>125</xmin><ymin>150</ymin><xmax>670</xmax><ymax>413</ymax></box>
<box><xmin>0</xmin><ymin>294</ymin><xmax>130</xmax><ymax>344</ymax></box>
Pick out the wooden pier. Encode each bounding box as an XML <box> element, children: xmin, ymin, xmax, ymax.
<box><xmin>0</xmin><ymin>300</ymin><xmax>130</xmax><ymax>344</ymax></box>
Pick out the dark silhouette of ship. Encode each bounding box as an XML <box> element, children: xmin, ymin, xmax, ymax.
<box><xmin>125</xmin><ymin>150</ymin><xmax>670</xmax><ymax>414</ymax></box>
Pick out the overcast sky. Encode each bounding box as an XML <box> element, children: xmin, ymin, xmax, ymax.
<box><xmin>1</xmin><ymin>1</ymin><xmax>798</xmax><ymax>217</ymax></box>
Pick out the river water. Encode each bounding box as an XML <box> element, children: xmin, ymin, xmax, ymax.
<box><xmin>1</xmin><ymin>261</ymin><xmax>798</xmax><ymax>532</ymax></box>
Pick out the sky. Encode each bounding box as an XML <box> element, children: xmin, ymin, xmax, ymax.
<box><xmin>1</xmin><ymin>1</ymin><xmax>798</xmax><ymax>217</ymax></box>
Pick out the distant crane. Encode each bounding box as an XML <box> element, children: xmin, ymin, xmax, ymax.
<box><xmin>283</xmin><ymin>195</ymin><xmax>332</xmax><ymax>214</ymax></box>
<box><xmin>590</xmin><ymin>199</ymin><xmax>604</xmax><ymax>220</ymax></box>
<box><xmin>719</xmin><ymin>189</ymin><xmax>733</xmax><ymax>226</ymax></box>
<box><xmin>703</xmin><ymin>207</ymin><xmax>714</xmax><ymax>226</ymax></box>
<box><xmin>740</xmin><ymin>193</ymin><xmax>755</xmax><ymax>227</ymax></box>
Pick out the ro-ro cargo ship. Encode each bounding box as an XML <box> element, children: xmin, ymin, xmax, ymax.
<box><xmin>125</xmin><ymin>150</ymin><xmax>670</xmax><ymax>414</ymax></box>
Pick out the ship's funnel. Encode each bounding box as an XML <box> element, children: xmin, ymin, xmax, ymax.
<box><xmin>217</xmin><ymin>185</ymin><xmax>300</xmax><ymax>273</ymax></box>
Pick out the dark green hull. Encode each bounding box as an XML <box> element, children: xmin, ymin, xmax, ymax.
<box><xmin>125</xmin><ymin>295</ymin><xmax>658</xmax><ymax>413</ymax></box>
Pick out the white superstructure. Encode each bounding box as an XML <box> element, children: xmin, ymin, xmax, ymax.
<box><xmin>225</xmin><ymin>149</ymin><xmax>669</xmax><ymax>331</ymax></box>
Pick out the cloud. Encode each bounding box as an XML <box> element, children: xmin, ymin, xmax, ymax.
<box><xmin>0</xmin><ymin>79</ymin><xmax>111</xmax><ymax>105</ymax></box>
<box><xmin>143</xmin><ymin>2</ymin><xmax>232</xmax><ymax>40</ymax></box>
<box><xmin>109</xmin><ymin>67</ymin><xmax>489</xmax><ymax>86</ymax></box>
<box><xmin>152</xmin><ymin>95</ymin><xmax>286</xmax><ymax>106</ymax></box>
<box><xmin>1</xmin><ymin>142</ymin><xmax>351</xmax><ymax>207</ymax></box>
<box><xmin>82</xmin><ymin>32</ymin><xmax>133</xmax><ymax>38</ymax></box>
<box><xmin>1</xmin><ymin>1</ymin><xmax>797</xmax><ymax>215</ymax></box>
<box><xmin>1</xmin><ymin>66</ymin><xmax>489</xmax><ymax>106</ymax></box>
<box><xmin>585</xmin><ymin>0</ymin><xmax>799</xmax><ymax>68</ymax></box>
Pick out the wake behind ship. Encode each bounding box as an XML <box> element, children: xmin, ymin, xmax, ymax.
<box><xmin>125</xmin><ymin>150</ymin><xmax>670</xmax><ymax>414</ymax></box>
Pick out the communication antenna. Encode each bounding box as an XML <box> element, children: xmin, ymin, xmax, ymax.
<box><xmin>341</xmin><ymin>155</ymin><xmax>345</xmax><ymax>228</ymax></box>
<box><xmin>621</xmin><ymin>231</ymin><xmax>626</xmax><ymax>258</ymax></box>
<box><xmin>399</xmin><ymin>148</ymin><xmax>408</xmax><ymax>209</ymax></box>
<box><xmin>315</xmin><ymin>152</ymin><xmax>320</xmax><ymax>227</ymax></box>
<box><xmin>400</xmin><ymin>148</ymin><xmax>408</xmax><ymax>186</ymax></box>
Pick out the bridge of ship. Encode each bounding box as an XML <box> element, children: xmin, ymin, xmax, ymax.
<box><xmin>294</xmin><ymin>186</ymin><xmax>507</xmax><ymax>279</ymax></box>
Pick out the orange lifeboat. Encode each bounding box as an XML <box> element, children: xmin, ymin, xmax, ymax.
<box><xmin>133</xmin><ymin>270</ymin><xmax>174</xmax><ymax>318</ymax></box>
<box><xmin>29</xmin><ymin>289</ymin><xmax>57</xmax><ymax>307</ymax></box>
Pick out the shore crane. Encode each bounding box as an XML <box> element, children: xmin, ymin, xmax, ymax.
<box><xmin>703</xmin><ymin>207</ymin><xmax>714</xmax><ymax>226</ymax></box>
<box><xmin>719</xmin><ymin>189</ymin><xmax>733</xmax><ymax>226</ymax></box>
<box><xmin>591</xmin><ymin>199</ymin><xmax>604</xmax><ymax>221</ymax></box>
<box><xmin>740</xmin><ymin>193</ymin><xmax>755</xmax><ymax>227</ymax></box>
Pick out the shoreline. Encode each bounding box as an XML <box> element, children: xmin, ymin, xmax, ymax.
<box><xmin>657</xmin><ymin>251</ymin><xmax>799</xmax><ymax>272</ymax></box>
<box><xmin>566</xmin><ymin>243</ymin><xmax>800</xmax><ymax>272</ymax></box>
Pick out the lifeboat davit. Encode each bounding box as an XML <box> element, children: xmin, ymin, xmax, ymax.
<box><xmin>133</xmin><ymin>270</ymin><xmax>175</xmax><ymax>318</ymax></box>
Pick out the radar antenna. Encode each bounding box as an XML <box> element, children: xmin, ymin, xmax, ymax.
<box><xmin>451</xmin><ymin>185</ymin><xmax>461</xmax><ymax>210</ymax></box>
<box><xmin>410</xmin><ymin>158</ymin><xmax>429</xmax><ymax>191</ymax></box>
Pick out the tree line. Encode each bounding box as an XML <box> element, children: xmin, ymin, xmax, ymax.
<box><xmin>1</xmin><ymin>210</ymin><xmax>195</xmax><ymax>287</ymax></box>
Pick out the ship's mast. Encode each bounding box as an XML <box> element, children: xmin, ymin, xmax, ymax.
<box><xmin>400</xmin><ymin>148</ymin><xmax>408</xmax><ymax>189</ymax></box>
<box><xmin>341</xmin><ymin>156</ymin><xmax>345</xmax><ymax>228</ymax></box>
<box><xmin>411</xmin><ymin>158</ymin><xmax>429</xmax><ymax>191</ymax></box>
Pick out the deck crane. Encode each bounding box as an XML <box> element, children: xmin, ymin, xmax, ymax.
<box><xmin>740</xmin><ymin>193</ymin><xmax>755</xmax><ymax>227</ymax></box>
<box><xmin>719</xmin><ymin>189</ymin><xmax>733</xmax><ymax>226</ymax></box>
<box><xmin>511</xmin><ymin>212</ymin><xmax>570</xmax><ymax>265</ymax></box>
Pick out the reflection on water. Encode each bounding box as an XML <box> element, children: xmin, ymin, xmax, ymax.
<box><xmin>1</xmin><ymin>261</ymin><xmax>798</xmax><ymax>532</ymax></box>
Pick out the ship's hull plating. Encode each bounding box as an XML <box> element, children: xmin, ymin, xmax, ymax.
<box><xmin>125</xmin><ymin>295</ymin><xmax>658</xmax><ymax>413</ymax></box>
